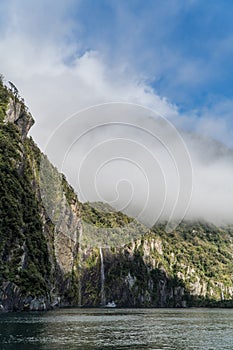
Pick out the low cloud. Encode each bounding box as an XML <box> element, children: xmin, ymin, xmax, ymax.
<box><xmin>1</xmin><ymin>0</ymin><xmax>233</xmax><ymax>227</ymax></box>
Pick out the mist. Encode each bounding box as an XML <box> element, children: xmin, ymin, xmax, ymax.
<box><xmin>41</xmin><ymin>103</ymin><xmax>233</xmax><ymax>229</ymax></box>
<box><xmin>1</xmin><ymin>1</ymin><xmax>233</xmax><ymax>229</ymax></box>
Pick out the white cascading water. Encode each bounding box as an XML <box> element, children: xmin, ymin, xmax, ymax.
<box><xmin>78</xmin><ymin>227</ymin><xmax>83</xmax><ymax>307</ymax></box>
<box><xmin>78</xmin><ymin>257</ymin><xmax>82</xmax><ymax>307</ymax></box>
<box><xmin>99</xmin><ymin>247</ymin><xmax>106</xmax><ymax>306</ymax></box>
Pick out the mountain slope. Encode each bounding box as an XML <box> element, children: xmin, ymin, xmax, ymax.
<box><xmin>0</xmin><ymin>78</ymin><xmax>82</xmax><ymax>310</ymax></box>
<box><xmin>0</xmin><ymin>77</ymin><xmax>232</xmax><ymax>310</ymax></box>
<box><xmin>78</xmin><ymin>220</ymin><xmax>233</xmax><ymax>307</ymax></box>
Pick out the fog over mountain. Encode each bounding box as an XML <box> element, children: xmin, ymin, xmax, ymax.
<box><xmin>43</xmin><ymin>103</ymin><xmax>233</xmax><ymax>228</ymax></box>
<box><xmin>1</xmin><ymin>0</ymin><xmax>233</xmax><ymax>228</ymax></box>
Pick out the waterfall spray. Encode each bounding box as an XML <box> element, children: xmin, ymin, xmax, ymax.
<box><xmin>77</xmin><ymin>224</ymin><xmax>83</xmax><ymax>307</ymax></box>
<box><xmin>99</xmin><ymin>247</ymin><xmax>106</xmax><ymax>306</ymax></box>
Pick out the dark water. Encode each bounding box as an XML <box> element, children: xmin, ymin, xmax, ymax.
<box><xmin>0</xmin><ymin>308</ymin><xmax>232</xmax><ymax>350</ymax></box>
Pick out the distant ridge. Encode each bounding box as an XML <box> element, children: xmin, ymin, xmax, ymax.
<box><xmin>0</xmin><ymin>76</ymin><xmax>232</xmax><ymax>310</ymax></box>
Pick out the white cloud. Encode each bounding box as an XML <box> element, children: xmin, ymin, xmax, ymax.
<box><xmin>1</xmin><ymin>0</ymin><xmax>233</xmax><ymax>227</ymax></box>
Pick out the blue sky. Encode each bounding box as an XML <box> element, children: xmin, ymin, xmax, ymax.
<box><xmin>1</xmin><ymin>0</ymin><xmax>233</xmax><ymax>147</ymax></box>
<box><xmin>1</xmin><ymin>0</ymin><xmax>233</xmax><ymax>223</ymax></box>
<box><xmin>73</xmin><ymin>0</ymin><xmax>233</xmax><ymax>111</ymax></box>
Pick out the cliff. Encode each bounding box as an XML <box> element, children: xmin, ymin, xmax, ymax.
<box><xmin>79</xmin><ymin>207</ymin><xmax>233</xmax><ymax>307</ymax></box>
<box><xmin>0</xmin><ymin>80</ymin><xmax>82</xmax><ymax>311</ymax></box>
<box><xmin>0</xmin><ymin>78</ymin><xmax>232</xmax><ymax>310</ymax></box>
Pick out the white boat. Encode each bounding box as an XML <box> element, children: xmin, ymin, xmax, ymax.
<box><xmin>105</xmin><ymin>301</ymin><xmax>116</xmax><ymax>308</ymax></box>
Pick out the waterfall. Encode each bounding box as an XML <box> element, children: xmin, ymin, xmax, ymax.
<box><xmin>99</xmin><ymin>247</ymin><xmax>106</xmax><ymax>306</ymax></box>
<box><xmin>78</xmin><ymin>255</ymin><xmax>82</xmax><ymax>307</ymax></box>
<box><xmin>78</xmin><ymin>224</ymin><xmax>83</xmax><ymax>307</ymax></box>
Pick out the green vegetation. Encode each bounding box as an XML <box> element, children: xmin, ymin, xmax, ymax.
<box><xmin>0</xmin><ymin>76</ymin><xmax>232</xmax><ymax>308</ymax></box>
<box><xmin>79</xmin><ymin>217</ymin><xmax>233</xmax><ymax>306</ymax></box>
<box><xmin>148</xmin><ymin>221</ymin><xmax>233</xmax><ymax>304</ymax></box>
<box><xmin>152</xmin><ymin>221</ymin><xmax>233</xmax><ymax>286</ymax></box>
<box><xmin>0</xmin><ymin>76</ymin><xmax>8</xmax><ymax>122</ymax></box>
<box><xmin>0</xmin><ymin>78</ymin><xmax>51</xmax><ymax>296</ymax></box>
<box><xmin>80</xmin><ymin>202</ymin><xmax>149</xmax><ymax>247</ymax></box>
<box><xmin>81</xmin><ymin>201</ymin><xmax>134</xmax><ymax>228</ymax></box>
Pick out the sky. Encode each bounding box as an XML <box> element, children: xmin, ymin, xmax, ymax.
<box><xmin>1</xmin><ymin>0</ymin><xmax>233</xmax><ymax>228</ymax></box>
<box><xmin>1</xmin><ymin>0</ymin><xmax>233</xmax><ymax>146</ymax></box>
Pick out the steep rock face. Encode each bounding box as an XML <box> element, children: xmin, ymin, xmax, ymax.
<box><xmin>78</xmin><ymin>217</ymin><xmax>233</xmax><ymax>307</ymax></box>
<box><xmin>5</xmin><ymin>97</ymin><xmax>34</xmax><ymax>138</ymax></box>
<box><xmin>79</xmin><ymin>243</ymin><xmax>187</xmax><ymax>307</ymax></box>
<box><xmin>0</xmin><ymin>81</ymin><xmax>81</xmax><ymax>311</ymax></box>
<box><xmin>0</xmin><ymin>79</ymin><xmax>233</xmax><ymax>310</ymax></box>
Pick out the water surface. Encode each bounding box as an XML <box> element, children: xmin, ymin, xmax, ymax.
<box><xmin>0</xmin><ymin>308</ymin><xmax>232</xmax><ymax>349</ymax></box>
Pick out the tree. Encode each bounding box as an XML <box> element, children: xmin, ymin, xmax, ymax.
<box><xmin>8</xmin><ymin>81</ymin><xmax>19</xmax><ymax>99</ymax></box>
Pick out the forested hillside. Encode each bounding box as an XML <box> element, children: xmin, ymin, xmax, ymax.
<box><xmin>0</xmin><ymin>78</ymin><xmax>232</xmax><ymax>310</ymax></box>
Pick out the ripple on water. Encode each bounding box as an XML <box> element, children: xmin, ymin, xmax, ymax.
<box><xmin>0</xmin><ymin>308</ymin><xmax>232</xmax><ymax>350</ymax></box>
